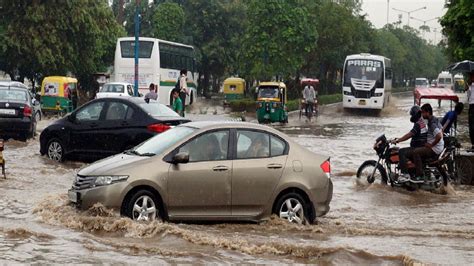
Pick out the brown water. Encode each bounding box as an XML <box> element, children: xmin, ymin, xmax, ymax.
<box><xmin>0</xmin><ymin>93</ymin><xmax>473</xmax><ymax>264</ymax></box>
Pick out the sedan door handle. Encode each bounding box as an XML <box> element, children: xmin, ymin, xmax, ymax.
<box><xmin>90</xmin><ymin>123</ymin><xmax>98</xmax><ymax>128</ymax></box>
<box><xmin>267</xmin><ymin>163</ymin><xmax>283</xmax><ymax>169</ymax></box>
<box><xmin>212</xmin><ymin>166</ymin><xmax>229</xmax><ymax>172</ymax></box>
<box><xmin>121</xmin><ymin>121</ymin><xmax>129</xmax><ymax>126</ymax></box>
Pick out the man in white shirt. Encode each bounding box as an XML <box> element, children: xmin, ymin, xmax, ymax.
<box><xmin>179</xmin><ymin>69</ymin><xmax>189</xmax><ymax>116</ymax></box>
<box><xmin>467</xmin><ymin>74</ymin><xmax>474</xmax><ymax>151</ymax></box>
<box><xmin>303</xmin><ymin>85</ymin><xmax>316</xmax><ymax>116</ymax></box>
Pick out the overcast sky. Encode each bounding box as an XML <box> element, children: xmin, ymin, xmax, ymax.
<box><xmin>361</xmin><ymin>0</ymin><xmax>446</xmax><ymax>44</ymax></box>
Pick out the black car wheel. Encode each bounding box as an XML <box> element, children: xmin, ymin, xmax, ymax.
<box><xmin>47</xmin><ymin>138</ymin><xmax>65</xmax><ymax>162</ymax></box>
<box><xmin>125</xmin><ymin>189</ymin><xmax>162</xmax><ymax>222</ymax></box>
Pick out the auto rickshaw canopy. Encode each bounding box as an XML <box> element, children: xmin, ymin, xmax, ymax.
<box><xmin>223</xmin><ymin>77</ymin><xmax>245</xmax><ymax>95</ymax></box>
<box><xmin>41</xmin><ymin>76</ymin><xmax>78</xmax><ymax>98</ymax></box>
<box><xmin>257</xmin><ymin>82</ymin><xmax>286</xmax><ymax>102</ymax></box>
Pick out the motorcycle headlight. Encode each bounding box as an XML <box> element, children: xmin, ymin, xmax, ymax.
<box><xmin>94</xmin><ymin>175</ymin><xmax>129</xmax><ymax>186</ymax></box>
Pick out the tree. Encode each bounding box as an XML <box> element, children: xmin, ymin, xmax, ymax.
<box><xmin>240</xmin><ymin>0</ymin><xmax>317</xmax><ymax>81</ymax></box>
<box><xmin>0</xmin><ymin>0</ymin><xmax>124</xmax><ymax>91</ymax></box>
<box><xmin>151</xmin><ymin>2</ymin><xmax>185</xmax><ymax>42</ymax></box>
<box><xmin>440</xmin><ymin>0</ymin><xmax>474</xmax><ymax>61</ymax></box>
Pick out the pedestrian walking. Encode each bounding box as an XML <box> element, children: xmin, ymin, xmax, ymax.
<box><xmin>179</xmin><ymin>69</ymin><xmax>189</xmax><ymax>116</ymax></box>
<box><xmin>466</xmin><ymin>73</ymin><xmax>474</xmax><ymax>151</ymax></box>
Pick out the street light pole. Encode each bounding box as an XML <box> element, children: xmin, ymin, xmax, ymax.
<box><xmin>409</xmin><ymin>16</ymin><xmax>439</xmax><ymax>39</ymax></box>
<box><xmin>386</xmin><ymin>0</ymin><xmax>390</xmax><ymax>25</ymax></box>
<box><xmin>133</xmin><ymin>0</ymin><xmax>141</xmax><ymax>97</ymax></box>
<box><xmin>392</xmin><ymin>6</ymin><xmax>426</xmax><ymax>27</ymax></box>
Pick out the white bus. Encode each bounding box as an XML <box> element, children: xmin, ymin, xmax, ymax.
<box><xmin>113</xmin><ymin>37</ymin><xmax>198</xmax><ymax>106</ymax></box>
<box><xmin>342</xmin><ymin>53</ymin><xmax>392</xmax><ymax>110</ymax></box>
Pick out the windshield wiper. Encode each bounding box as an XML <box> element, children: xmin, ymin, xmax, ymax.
<box><xmin>124</xmin><ymin>149</ymin><xmax>140</xmax><ymax>155</ymax></box>
<box><xmin>138</xmin><ymin>152</ymin><xmax>156</xmax><ymax>157</ymax></box>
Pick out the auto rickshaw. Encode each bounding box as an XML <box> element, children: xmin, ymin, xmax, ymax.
<box><xmin>299</xmin><ymin>78</ymin><xmax>319</xmax><ymax>120</ymax></box>
<box><xmin>256</xmin><ymin>82</ymin><xmax>288</xmax><ymax>124</ymax></box>
<box><xmin>41</xmin><ymin>76</ymin><xmax>78</xmax><ymax>114</ymax></box>
<box><xmin>223</xmin><ymin>77</ymin><xmax>245</xmax><ymax>107</ymax></box>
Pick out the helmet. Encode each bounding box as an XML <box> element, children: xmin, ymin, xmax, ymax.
<box><xmin>409</xmin><ymin>105</ymin><xmax>421</xmax><ymax>117</ymax></box>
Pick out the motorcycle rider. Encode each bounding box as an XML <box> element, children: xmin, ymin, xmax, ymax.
<box><xmin>408</xmin><ymin>103</ymin><xmax>444</xmax><ymax>183</ymax></box>
<box><xmin>392</xmin><ymin>105</ymin><xmax>428</xmax><ymax>181</ymax></box>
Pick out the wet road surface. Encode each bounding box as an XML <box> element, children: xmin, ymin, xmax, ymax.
<box><xmin>0</xmin><ymin>93</ymin><xmax>473</xmax><ymax>264</ymax></box>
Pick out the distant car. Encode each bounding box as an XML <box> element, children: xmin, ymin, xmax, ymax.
<box><xmin>0</xmin><ymin>81</ymin><xmax>37</xmax><ymax>141</ymax></box>
<box><xmin>68</xmin><ymin>121</ymin><xmax>333</xmax><ymax>224</ymax></box>
<box><xmin>40</xmin><ymin>97</ymin><xmax>190</xmax><ymax>162</ymax></box>
<box><xmin>96</xmin><ymin>82</ymin><xmax>135</xmax><ymax>99</ymax></box>
<box><xmin>415</xmin><ymin>78</ymin><xmax>429</xmax><ymax>88</ymax></box>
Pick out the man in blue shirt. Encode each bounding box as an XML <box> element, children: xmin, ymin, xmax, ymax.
<box><xmin>441</xmin><ymin>102</ymin><xmax>464</xmax><ymax>134</ymax></box>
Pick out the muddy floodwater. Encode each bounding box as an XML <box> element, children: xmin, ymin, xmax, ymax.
<box><xmin>1</xmin><ymin>93</ymin><xmax>473</xmax><ymax>264</ymax></box>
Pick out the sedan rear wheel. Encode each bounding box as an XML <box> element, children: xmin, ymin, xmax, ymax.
<box><xmin>127</xmin><ymin>190</ymin><xmax>161</xmax><ymax>222</ymax></box>
<box><xmin>47</xmin><ymin>139</ymin><xmax>65</xmax><ymax>162</ymax></box>
<box><xmin>275</xmin><ymin>192</ymin><xmax>311</xmax><ymax>225</ymax></box>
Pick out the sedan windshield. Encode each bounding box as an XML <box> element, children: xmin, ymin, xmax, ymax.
<box><xmin>139</xmin><ymin>102</ymin><xmax>180</xmax><ymax>117</ymax></box>
<box><xmin>0</xmin><ymin>88</ymin><xmax>28</xmax><ymax>102</ymax></box>
<box><xmin>133</xmin><ymin>126</ymin><xmax>196</xmax><ymax>155</ymax></box>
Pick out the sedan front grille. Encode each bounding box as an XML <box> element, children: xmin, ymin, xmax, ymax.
<box><xmin>73</xmin><ymin>175</ymin><xmax>95</xmax><ymax>190</ymax></box>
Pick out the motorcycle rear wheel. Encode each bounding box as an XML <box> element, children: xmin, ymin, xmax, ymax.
<box><xmin>356</xmin><ymin>160</ymin><xmax>388</xmax><ymax>184</ymax></box>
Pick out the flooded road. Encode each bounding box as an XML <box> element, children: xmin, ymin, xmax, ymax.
<box><xmin>1</xmin><ymin>93</ymin><xmax>473</xmax><ymax>264</ymax></box>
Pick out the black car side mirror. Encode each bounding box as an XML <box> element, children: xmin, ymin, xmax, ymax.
<box><xmin>172</xmin><ymin>152</ymin><xmax>189</xmax><ymax>164</ymax></box>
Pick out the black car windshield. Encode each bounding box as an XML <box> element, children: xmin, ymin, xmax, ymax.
<box><xmin>0</xmin><ymin>88</ymin><xmax>28</xmax><ymax>102</ymax></box>
<box><xmin>139</xmin><ymin>102</ymin><xmax>180</xmax><ymax>117</ymax></box>
<box><xmin>258</xmin><ymin>87</ymin><xmax>279</xmax><ymax>98</ymax></box>
<box><xmin>133</xmin><ymin>126</ymin><xmax>196</xmax><ymax>155</ymax></box>
<box><xmin>100</xmin><ymin>84</ymin><xmax>124</xmax><ymax>93</ymax></box>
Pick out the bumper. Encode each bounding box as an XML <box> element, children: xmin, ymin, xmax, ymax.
<box><xmin>312</xmin><ymin>178</ymin><xmax>333</xmax><ymax>217</ymax></box>
<box><xmin>0</xmin><ymin>117</ymin><xmax>33</xmax><ymax>136</ymax></box>
<box><xmin>68</xmin><ymin>182</ymin><xmax>130</xmax><ymax>210</ymax></box>
<box><xmin>343</xmin><ymin>95</ymin><xmax>384</xmax><ymax>109</ymax></box>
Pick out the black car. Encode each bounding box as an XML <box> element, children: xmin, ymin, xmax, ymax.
<box><xmin>0</xmin><ymin>81</ymin><xmax>37</xmax><ymax>141</ymax></box>
<box><xmin>40</xmin><ymin>97</ymin><xmax>190</xmax><ymax>162</ymax></box>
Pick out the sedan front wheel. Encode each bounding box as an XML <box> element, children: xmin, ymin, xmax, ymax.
<box><xmin>47</xmin><ymin>139</ymin><xmax>65</xmax><ymax>162</ymax></box>
<box><xmin>126</xmin><ymin>190</ymin><xmax>161</xmax><ymax>222</ymax></box>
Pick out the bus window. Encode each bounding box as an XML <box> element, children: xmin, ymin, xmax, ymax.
<box><xmin>120</xmin><ymin>41</ymin><xmax>154</xmax><ymax>58</ymax></box>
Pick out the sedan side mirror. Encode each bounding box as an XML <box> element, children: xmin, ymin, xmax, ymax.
<box><xmin>172</xmin><ymin>152</ymin><xmax>189</xmax><ymax>164</ymax></box>
<box><xmin>67</xmin><ymin>113</ymin><xmax>76</xmax><ymax>123</ymax></box>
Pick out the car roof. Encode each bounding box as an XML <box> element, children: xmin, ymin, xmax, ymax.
<box><xmin>180</xmin><ymin>121</ymin><xmax>283</xmax><ymax>135</ymax></box>
<box><xmin>0</xmin><ymin>80</ymin><xmax>28</xmax><ymax>89</ymax></box>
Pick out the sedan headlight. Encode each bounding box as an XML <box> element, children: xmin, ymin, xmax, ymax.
<box><xmin>94</xmin><ymin>175</ymin><xmax>129</xmax><ymax>186</ymax></box>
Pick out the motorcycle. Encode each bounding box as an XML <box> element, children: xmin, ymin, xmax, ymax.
<box><xmin>356</xmin><ymin>134</ymin><xmax>450</xmax><ymax>191</ymax></box>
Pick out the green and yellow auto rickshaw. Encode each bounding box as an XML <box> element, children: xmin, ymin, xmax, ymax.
<box><xmin>256</xmin><ymin>82</ymin><xmax>288</xmax><ymax>124</ymax></box>
<box><xmin>223</xmin><ymin>77</ymin><xmax>245</xmax><ymax>107</ymax></box>
<box><xmin>41</xmin><ymin>76</ymin><xmax>77</xmax><ymax>114</ymax></box>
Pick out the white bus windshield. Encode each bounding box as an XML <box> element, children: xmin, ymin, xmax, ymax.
<box><xmin>120</xmin><ymin>41</ymin><xmax>154</xmax><ymax>58</ymax></box>
<box><xmin>344</xmin><ymin>59</ymin><xmax>384</xmax><ymax>88</ymax></box>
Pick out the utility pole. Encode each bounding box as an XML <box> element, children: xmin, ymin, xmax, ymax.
<box><xmin>134</xmin><ymin>0</ymin><xmax>141</xmax><ymax>96</ymax></box>
<box><xmin>386</xmin><ymin>0</ymin><xmax>390</xmax><ymax>25</ymax></box>
<box><xmin>392</xmin><ymin>6</ymin><xmax>426</xmax><ymax>27</ymax></box>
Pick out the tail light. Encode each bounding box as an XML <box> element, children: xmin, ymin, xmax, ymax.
<box><xmin>320</xmin><ymin>159</ymin><xmax>331</xmax><ymax>178</ymax></box>
<box><xmin>147</xmin><ymin>123</ymin><xmax>171</xmax><ymax>133</ymax></box>
<box><xmin>23</xmin><ymin>105</ymin><xmax>32</xmax><ymax>117</ymax></box>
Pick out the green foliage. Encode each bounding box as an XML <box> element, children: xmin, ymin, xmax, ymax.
<box><xmin>440</xmin><ymin>0</ymin><xmax>474</xmax><ymax>60</ymax></box>
<box><xmin>152</xmin><ymin>2</ymin><xmax>185</xmax><ymax>42</ymax></box>
<box><xmin>240</xmin><ymin>0</ymin><xmax>317</xmax><ymax>81</ymax></box>
<box><xmin>0</xmin><ymin>0</ymin><xmax>124</xmax><ymax>88</ymax></box>
<box><xmin>229</xmin><ymin>98</ymin><xmax>256</xmax><ymax>112</ymax></box>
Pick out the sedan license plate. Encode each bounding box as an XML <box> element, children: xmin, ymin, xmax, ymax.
<box><xmin>0</xmin><ymin>109</ymin><xmax>15</xmax><ymax>115</ymax></box>
<box><xmin>358</xmin><ymin>100</ymin><xmax>366</xmax><ymax>106</ymax></box>
<box><xmin>68</xmin><ymin>190</ymin><xmax>78</xmax><ymax>203</ymax></box>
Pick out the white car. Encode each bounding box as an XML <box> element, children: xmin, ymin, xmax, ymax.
<box><xmin>96</xmin><ymin>82</ymin><xmax>135</xmax><ymax>99</ymax></box>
